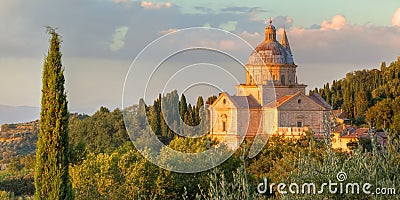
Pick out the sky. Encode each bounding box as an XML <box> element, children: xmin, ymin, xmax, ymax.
<box><xmin>1</xmin><ymin>0</ymin><xmax>400</xmax><ymax>116</ymax></box>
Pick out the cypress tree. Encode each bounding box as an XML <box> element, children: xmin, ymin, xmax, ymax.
<box><xmin>137</xmin><ymin>98</ymin><xmax>147</xmax><ymax>129</ymax></box>
<box><xmin>195</xmin><ymin>96</ymin><xmax>204</xmax><ymax>124</ymax></box>
<box><xmin>179</xmin><ymin>94</ymin><xmax>188</xmax><ymax>121</ymax></box>
<box><xmin>149</xmin><ymin>99</ymin><xmax>161</xmax><ymax>136</ymax></box>
<box><xmin>206</xmin><ymin>95</ymin><xmax>217</xmax><ymax>105</ymax></box>
<box><xmin>196</xmin><ymin>96</ymin><xmax>204</xmax><ymax>111</ymax></box>
<box><xmin>34</xmin><ymin>28</ymin><xmax>72</xmax><ymax>200</ymax></box>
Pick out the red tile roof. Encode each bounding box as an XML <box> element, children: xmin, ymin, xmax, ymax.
<box><xmin>264</xmin><ymin>93</ymin><xmax>296</xmax><ymax>108</ymax></box>
<box><xmin>230</xmin><ymin>95</ymin><xmax>261</xmax><ymax>108</ymax></box>
<box><xmin>376</xmin><ymin>132</ymin><xmax>387</xmax><ymax>139</ymax></box>
<box><xmin>309</xmin><ymin>93</ymin><xmax>331</xmax><ymax>109</ymax></box>
<box><xmin>335</xmin><ymin>126</ymin><xmax>370</xmax><ymax>139</ymax></box>
<box><xmin>264</xmin><ymin>91</ymin><xmax>330</xmax><ymax>110</ymax></box>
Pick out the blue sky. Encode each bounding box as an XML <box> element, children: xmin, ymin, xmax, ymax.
<box><xmin>0</xmin><ymin>0</ymin><xmax>400</xmax><ymax>116</ymax></box>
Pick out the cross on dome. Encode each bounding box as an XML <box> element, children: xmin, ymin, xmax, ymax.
<box><xmin>264</xmin><ymin>17</ymin><xmax>273</xmax><ymax>25</ymax></box>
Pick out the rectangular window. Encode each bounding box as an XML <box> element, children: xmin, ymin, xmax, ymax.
<box><xmin>297</xmin><ymin>121</ymin><xmax>302</xmax><ymax>127</ymax></box>
<box><xmin>222</xmin><ymin>121</ymin><xmax>226</xmax><ymax>132</ymax></box>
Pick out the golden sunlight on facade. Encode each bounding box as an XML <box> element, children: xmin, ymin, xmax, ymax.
<box><xmin>208</xmin><ymin>20</ymin><xmax>331</xmax><ymax>147</ymax></box>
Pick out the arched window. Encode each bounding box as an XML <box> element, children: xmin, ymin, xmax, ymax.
<box><xmin>221</xmin><ymin>114</ymin><xmax>227</xmax><ymax>132</ymax></box>
<box><xmin>281</xmin><ymin>75</ymin><xmax>285</xmax><ymax>85</ymax></box>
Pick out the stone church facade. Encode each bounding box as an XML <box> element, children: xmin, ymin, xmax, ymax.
<box><xmin>209</xmin><ymin>20</ymin><xmax>330</xmax><ymax>146</ymax></box>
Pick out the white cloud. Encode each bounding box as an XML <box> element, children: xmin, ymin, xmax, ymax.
<box><xmin>219</xmin><ymin>39</ymin><xmax>237</xmax><ymax>50</ymax></box>
<box><xmin>192</xmin><ymin>38</ymin><xmax>242</xmax><ymax>51</ymax></box>
<box><xmin>113</xmin><ymin>0</ymin><xmax>130</xmax><ymax>4</ymax></box>
<box><xmin>109</xmin><ymin>26</ymin><xmax>129</xmax><ymax>51</ymax></box>
<box><xmin>286</xmin><ymin>15</ymin><xmax>400</xmax><ymax>64</ymax></box>
<box><xmin>321</xmin><ymin>14</ymin><xmax>347</xmax><ymax>30</ymax></box>
<box><xmin>1</xmin><ymin>0</ymin><xmax>399</xmax><ymax>113</ymax></box>
<box><xmin>219</xmin><ymin>21</ymin><xmax>238</xmax><ymax>32</ymax></box>
<box><xmin>248</xmin><ymin>7</ymin><xmax>266</xmax><ymax>21</ymax></box>
<box><xmin>203</xmin><ymin>23</ymin><xmax>212</xmax><ymax>28</ymax></box>
<box><xmin>140</xmin><ymin>1</ymin><xmax>172</xmax><ymax>9</ymax></box>
<box><xmin>392</xmin><ymin>8</ymin><xmax>400</xmax><ymax>27</ymax></box>
<box><xmin>272</xmin><ymin>16</ymin><xmax>294</xmax><ymax>29</ymax></box>
<box><xmin>240</xmin><ymin>31</ymin><xmax>260</xmax><ymax>38</ymax></box>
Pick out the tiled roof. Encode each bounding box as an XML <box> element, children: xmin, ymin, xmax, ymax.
<box><xmin>276</xmin><ymin>95</ymin><xmax>294</xmax><ymax>105</ymax></box>
<box><xmin>264</xmin><ymin>93</ymin><xmax>296</xmax><ymax>108</ymax></box>
<box><xmin>309</xmin><ymin>93</ymin><xmax>331</xmax><ymax>109</ymax></box>
<box><xmin>230</xmin><ymin>95</ymin><xmax>261</xmax><ymax>108</ymax></box>
<box><xmin>335</xmin><ymin>125</ymin><xmax>354</xmax><ymax>133</ymax></box>
<box><xmin>335</xmin><ymin>126</ymin><xmax>370</xmax><ymax>139</ymax></box>
<box><xmin>263</xmin><ymin>91</ymin><xmax>330</xmax><ymax>110</ymax></box>
<box><xmin>332</xmin><ymin>110</ymin><xmax>346</xmax><ymax>119</ymax></box>
<box><xmin>376</xmin><ymin>132</ymin><xmax>387</xmax><ymax>139</ymax></box>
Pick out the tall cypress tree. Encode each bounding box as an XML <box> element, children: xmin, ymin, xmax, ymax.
<box><xmin>34</xmin><ymin>28</ymin><xmax>72</xmax><ymax>200</ymax></box>
<box><xmin>179</xmin><ymin>94</ymin><xmax>188</xmax><ymax>121</ymax></box>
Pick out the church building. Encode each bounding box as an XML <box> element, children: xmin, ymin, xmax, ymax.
<box><xmin>209</xmin><ymin>20</ymin><xmax>331</xmax><ymax>145</ymax></box>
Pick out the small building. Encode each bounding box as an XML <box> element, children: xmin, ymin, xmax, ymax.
<box><xmin>332</xmin><ymin>109</ymin><xmax>351</xmax><ymax>125</ymax></box>
<box><xmin>331</xmin><ymin>124</ymin><xmax>388</xmax><ymax>152</ymax></box>
<box><xmin>331</xmin><ymin>125</ymin><xmax>369</xmax><ymax>151</ymax></box>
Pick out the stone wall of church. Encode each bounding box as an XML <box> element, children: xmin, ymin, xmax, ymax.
<box><xmin>245</xmin><ymin>64</ymin><xmax>297</xmax><ymax>86</ymax></box>
<box><xmin>276</xmin><ymin>93</ymin><xmax>330</xmax><ymax>133</ymax></box>
<box><xmin>262</xmin><ymin>107</ymin><xmax>278</xmax><ymax>134</ymax></box>
<box><xmin>268</xmin><ymin>65</ymin><xmax>297</xmax><ymax>86</ymax></box>
<box><xmin>236</xmin><ymin>85</ymin><xmax>262</xmax><ymax>104</ymax></box>
<box><xmin>237</xmin><ymin>109</ymin><xmax>262</xmax><ymax>137</ymax></box>
<box><xmin>278</xmin><ymin>110</ymin><xmax>326</xmax><ymax>133</ymax></box>
<box><xmin>273</xmin><ymin>85</ymin><xmax>306</xmax><ymax>100</ymax></box>
<box><xmin>209</xmin><ymin>95</ymin><xmax>232</xmax><ymax>136</ymax></box>
<box><xmin>210</xmin><ymin>106</ymin><xmax>237</xmax><ymax>134</ymax></box>
<box><xmin>236</xmin><ymin>84</ymin><xmax>307</xmax><ymax>106</ymax></box>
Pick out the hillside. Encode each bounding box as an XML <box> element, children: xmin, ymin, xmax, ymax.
<box><xmin>311</xmin><ymin>57</ymin><xmax>400</xmax><ymax>133</ymax></box>
<box><xmin>0</xmin><ymin>121</ymin><xmax>39</xmax><ymax>165</ymax></box>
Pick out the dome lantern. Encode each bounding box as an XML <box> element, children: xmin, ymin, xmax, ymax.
<box><xmin>265</xmin><ymin>18</ymin><xmax>276</xmax><ymax>42</ymax></box>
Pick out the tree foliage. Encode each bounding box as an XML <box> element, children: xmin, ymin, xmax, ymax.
<box><xmin>34</xmin><ymin>28</ymin><xmax>72</xmax><ymax>200</ymax></box>
<box><xmin>311</xmin><ymin>57</ymin><xmax>400</xmax><ymax>132</ymax></box>
<box><xmin>69</xmin><ymin>107</ymin><xmax>129</xmax><ymax>155</ymax></box>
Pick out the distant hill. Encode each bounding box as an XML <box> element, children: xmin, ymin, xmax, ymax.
<box><xmin>0</xmin><ymin>105</ymin><xmax>39</xmax><ymax>126</ymax></box>
<box><xmin>0</xmin><ymin>121</ymin><xmax>39</xmax><ymax>164</ymax></box>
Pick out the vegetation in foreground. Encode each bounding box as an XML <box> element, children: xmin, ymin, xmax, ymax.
<box><xmin>1</xmin><ymin>106</ymin><xmax>399</xmax><ymax>199</ymax></box>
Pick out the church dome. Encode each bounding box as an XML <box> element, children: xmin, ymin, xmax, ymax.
<box><xmin>247</xmin><ymin>20</ymin><xmax>294</xmax><ymax>65</ymax></box>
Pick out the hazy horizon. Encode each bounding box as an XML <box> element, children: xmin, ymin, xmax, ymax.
<box><xmin>1</xmin><ymin>0</ymin><xmax>400</xmax><ymax>121</ymax></box>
